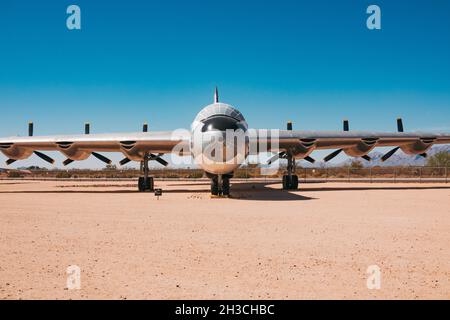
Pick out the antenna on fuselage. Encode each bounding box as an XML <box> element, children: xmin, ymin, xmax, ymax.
<box><xmin>214</xmin><ymin>86</ymin><xmax>219</xmax><ymax>103</ymax></box>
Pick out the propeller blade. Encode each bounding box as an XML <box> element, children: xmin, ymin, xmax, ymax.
<box><xmin>85</xmin><ymin>122</ymin><xmax>90</xmax><ymax>134</ymax></box>
<box><xmin>34</xmin><ymin>151</ymin><xmax>55</xmax><ymax>164</ymax></box>
<box><xmin>92</xmin><ymin>152</ymin><xmax>112</xmax><ymax>165</ymax></box>
<box><xmin>150</xmin><ymin>153</ymin><xmax>168</xmax><ymax>166</ymax></box>
<box><xmin>28</xmin><ymin>122</ymin><xmax>34</xmax><ymax>137</ymax></box>
<box><xmin>414</xmin><ymin>153</ymin><xmax>427</xmax><ymax>160</ymax></box>
<box><xmin>381</xmin><ymin>147</ymin><xmax>400</xmax><ymax>162</ymax></box>
<box><xmin>361</xmin><ymin>155</ymin><xmax>371</xmax><ymax>162</ymax></box>
<box><xmin>6</xmin><ymin>159</ymin><xmax>16</xmax><ymax>165</ymax></box>
<box><xmin>304</xmin><ymin>156</ymin><xmax>315</xmax><ymax>163</ymax></box>
<box><xmin>119</xmin><ymin>157</ymin><xmax>131</xmax><ymax>166</ymax></box>
<box><xmin>343</xmin><ymin>119</ymin><xmax>349</xmax><ymax>132</ymax></box>
<box><xmin>287</xmin><ymin>121</ymin><xmax>292</xmax><ymax>131</ymax></box>
<box><xmin>267</xmin><ymin>151</ymin><xmax>286</xmax><ymax>165</ymax></box>
<box><xmin>63</xmin><ymin>159</ymin><xmax>74</xmax><ymax>166</ymax></box>
<box><xmin>397</xmin><ymin>118</ymin><xmax>404</xmax><ymax>132</ymax></box>
<box><xmin>324</xmin><ymin>149</ymin><xmax>343</xmax><ymax>162</ymax></box>
<box><xmin>154</xmin><ymin>157</ymin><xmax>168</xmax><ymax>166</ymax></box>
<box><xmin>267</xmin><ymin>153</ymin><xmax>280</xmax><ymax>165</ymax></box>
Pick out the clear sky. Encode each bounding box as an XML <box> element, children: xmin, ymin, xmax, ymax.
<box><xmin>0</xmin><ymin>0</ymin><xmax>449</xmax><ymax>168</ymax></box>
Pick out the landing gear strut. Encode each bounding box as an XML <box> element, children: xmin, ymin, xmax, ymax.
<box><xmin>210</xmin><ymin>174</ymin><xmax>231</xmax><ymax>196</ymax></box>
<box><xmin>138</xmin><ymin>154</ymin><xmax>154</xmax><ymax>192</ymax></box>
<box><xmin>282</xmin><ymin>153</ymin><xmax>299</xmax><ymax>190</ymax></box>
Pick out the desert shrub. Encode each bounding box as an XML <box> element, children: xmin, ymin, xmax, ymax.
<box><xmin>55</xmin><ymin>171</ymin><xmax>72</xmax><ymax>178</ymax></box>
<box><xmin>427</xmin><ymin>151</ymin><xmax>449</xmax><ymax>167</ymax></box>
<box><xmin>7</xmin><ymin>171</ymin><xmax>22</xmax><ymax>178</ymax></box>
<box><xmin>187</xmin><ymin>171</ymin><xmax>204</xmax><ymax>178</ymax></box>
<box><xmin>234</xmin><ymin>170</ymin><xmax>251</xmax><ymax>178</ymax></box>
<box><xmin>349</xmin><ymin>160</ymin><xmax>364</xmax><ymax>170</ymax></box>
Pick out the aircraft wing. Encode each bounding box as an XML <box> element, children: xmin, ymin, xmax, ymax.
<box><xmin>1</xmin><ymin>127</ymin><xmax>449</xmax><ymax>166</ymax></box>
<box><xmin>0</xmin><ymin>131</ymin><xmax>191</xmax><ymax>165</ymax></box>
<box><xmin>253</xmin><ymin>129</ymin><xmax>450</xmax><ymax>162</ymax></box>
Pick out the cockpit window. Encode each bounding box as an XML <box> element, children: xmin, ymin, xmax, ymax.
<box><xmin>201</xmin><ymin>115</ymin><xmax>240</xmax><ymax>132</ymax></box>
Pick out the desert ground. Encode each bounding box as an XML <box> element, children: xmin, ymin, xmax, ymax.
<box><xmin>0</xmin><ymin>179</ymin><xmax>449</xmax><ymax>300</ymax></box>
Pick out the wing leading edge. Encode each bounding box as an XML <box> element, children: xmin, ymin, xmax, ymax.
<box><xmin>0</xmin><ymin>131</ymin><xmax>191</xmax><ymax>165</ymax></box>
<box><xmin>1</xmin><ymin>127</ymin><xmax>449</xmax><ymax>166</ymax></box>
<box><xmin>253</xmin><ymin>129</ymin><xmax>450</xmax><ymax>162</ymax></box>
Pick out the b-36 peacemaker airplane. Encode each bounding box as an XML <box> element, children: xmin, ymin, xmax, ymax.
<box><xmin>1</xmin><ymin>88</ymin><xmax>449</xmax><ymax>196</ymax></box>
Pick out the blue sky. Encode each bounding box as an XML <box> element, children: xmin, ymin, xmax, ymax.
<box><xmin>0</xmin><ymin>0</ymin><xmax>449</xmax><ymax>168</ymax></box>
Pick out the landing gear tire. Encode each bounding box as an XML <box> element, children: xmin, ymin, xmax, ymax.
<box><xmin>211</xmin><ymin>177</ymin><xmax>219</xmax><ymax>196</ymax></box>
<box><xmin>282</xmin><ymin>151</ymin><xmax>298</xmax><ymax>190</ymax></box>
<box><xmin>282</xmin><ymin>175</ymin><xmax>298</xmax><ymax>190</ymax></box>
<box><xmin>210</xmin><ymin>175</ymin><xmax>231</xmax><ymax>196</ymax></box>
<box><xmin>290</xmin><ymin>175</ymin><xmax>298</xmax><ymax>190</ymax></box>
<box><xmin>222</xmin><ymin>177</ymin><xmax>230</xmax><ymax>196</ymax></box>
<box><xmin>138</xmin><ymin>177</ymin><xmax>154</xmax><ymax>192</ymax></box>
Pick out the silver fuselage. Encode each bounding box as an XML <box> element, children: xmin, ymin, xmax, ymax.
<box><xmin>190</xmin><ymin>103</ymin><xmax>249</xmax><ymax>175</ymax></box>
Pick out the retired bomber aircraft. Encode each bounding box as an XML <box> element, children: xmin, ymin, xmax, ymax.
<box><xmin>1</xmin><ymin>88</ymin><xmax>449</xmax><ymax>196</ymax></box>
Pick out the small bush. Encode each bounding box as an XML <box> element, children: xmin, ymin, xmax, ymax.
<box><xmin>7</xmin><ymin>171</ymin><xmax>23</xmax><ymax>178</ymax></box>
<box><xmin>55</xmin><ymin>171</ymin><xmax>72</xmax><ymax>178</ymax></box>
<box><xmin>234</xmin><ymin>170</ymin><xmax>251</xmax><ymax>178</ymax></box>
<box><xmin>187</xmin><ymin>172</ymin><xmax>204</xmax><ymax>178</ymax></box>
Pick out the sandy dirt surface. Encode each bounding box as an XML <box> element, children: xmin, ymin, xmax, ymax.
<box><xmin>0</xmin><ymin>179</ymin><xmax>449</xmax><ymax>300</ymax></box>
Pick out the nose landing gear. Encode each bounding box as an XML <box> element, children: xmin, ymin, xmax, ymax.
<box><xmin>209</xmin><ymin>174</ymin><xmax>231</xmax><ymax>197</ymax></box>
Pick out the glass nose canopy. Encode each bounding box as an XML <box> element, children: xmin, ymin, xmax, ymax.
<box><xmin>201</xmin><ymin>115</ymin><xmax>240</xmax><ymax>132</ymax></box>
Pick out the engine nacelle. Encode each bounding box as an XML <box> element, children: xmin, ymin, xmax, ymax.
<box><xmin>60</xmin><ymin>149</ymin><xmax>91</xmax><ymax>161</ymax></box>
<box><xmin>344</xmin><ymin>138</ymin><xmax>378</xmax><ymax>157</ymax></box>
<box><xmin>292</xmin><ymin>139</ymin><xmax>316</xmax><ymax>159</ymax></box>
<box><xmin>400</xmin><ymin>138</ymin><xmax>435</xmax><ymax>155</ymax></box>
<box><xmin>118</xmin><ymin>141</ymin><xmax>146</xmax><ymax>161</ymax></box>
<box><xmin>0</xmin><ymin>145</ymin><xmax>33</xmax><ymax>160</ymax></box>
<box><xmin>56</xmin><ymin>142</ymin><xmax>91</xmax><ymax>160</ymax></box>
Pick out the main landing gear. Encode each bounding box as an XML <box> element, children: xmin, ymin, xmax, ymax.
<box><xmin>208</xmin><ymin>173</ymin><xmax>231</xmax><ymax>197</ymax></box>
<box><xmin>138</xmin><ymin>154</ymin><xmax>154</xmax><ymax>192</ymax></box>
<box><xmin>282</xmin><ymin>153</ymin><xmax>299</xmax><ymax>190</ymax></box>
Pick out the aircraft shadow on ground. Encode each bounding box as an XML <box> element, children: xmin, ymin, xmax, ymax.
<box><xmin>166</xmin><ymin>181</ymin><xmax>315</xmax><ymax>201</ymax></box>
<box><xmin>0</xmin><ymin>181</ymin><xmax>314</xmax><ymax>201</ymax></box>
<box><xmin>0</xmin><ymin>182</ymin><xmax>448</xmax><ymax>201</ymax></box>
<box><xmin>229</xmin><ymin>182</ymin><xmax>315</xmax><ymax>201</ymax></box>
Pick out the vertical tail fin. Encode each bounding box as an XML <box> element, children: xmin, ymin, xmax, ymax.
<box><xmin>214</xmin><ymin>87</ymin><xmax>219</xmax><ymax>103</ymax></box>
